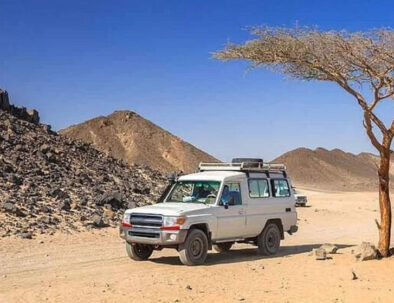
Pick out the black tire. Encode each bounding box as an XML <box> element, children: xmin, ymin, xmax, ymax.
<box><xmin>126</xmin><ymin>242</ymin><xmax>153</xmax><ymax>261</ymax></box>
<box><xmin>179</xmin><ymin>229</ymin><xmax>208</xmax><ymax>266</ymax></box>
<box><xmin>213</xmin><ymin>242</ymin><xmax>233</xmax><ymax>253</ymax></box>
<box><xmin>257</xmin><ymin>223</ymin><xmax>281</xmax><ymax>256</ymax></box>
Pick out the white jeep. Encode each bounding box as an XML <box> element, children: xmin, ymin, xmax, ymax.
<box><xmin>120</xmin><ymin>158</ymin><xmax>298</xmax><ymax>266</ymax></box>
<box><xmin>293</xmin><ymin>187</ymin><xmax>308</xmax><ymax>207</ymax></box>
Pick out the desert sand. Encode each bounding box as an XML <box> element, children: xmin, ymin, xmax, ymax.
<box><xmin>1</xmin><ymin>189</ymin><xmax>394</xmax><ymax>303</ymax></box>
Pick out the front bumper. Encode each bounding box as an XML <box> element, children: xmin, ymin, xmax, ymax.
<box><xmin>119</xmin><ymin>225</ymin><xmax>188</xmax><ymax>245</ymax></box>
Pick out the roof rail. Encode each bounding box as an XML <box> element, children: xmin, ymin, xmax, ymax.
<box><xmin>198</xmin><ymin>161</ymin><xmax>286</xmax><ymax>173</ymax></box>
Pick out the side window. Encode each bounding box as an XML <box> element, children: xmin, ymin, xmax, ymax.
<box><xmin>248</xmin><ymin>179</ymin><xmax>270</xmax><ymax>198</ymax></box>
<box><xmin>249</xmin><ymin>180</ymin><xmax>260</xmax><ymax>198</ymax></box>
<box><xmin>221</xmin><ymin>183</ymin><xmax>242</xmax><ymax>205</ymax></box>
<box><xmin>272</xmin><ymin>179</ymin><xmax>290</xmax><ymax>197</ymax></box>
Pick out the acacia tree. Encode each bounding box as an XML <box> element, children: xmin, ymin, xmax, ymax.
<box><xmin>214</xmin><ymin>27</ymin><xmax>394</xmax><ymax>257</ymax></box>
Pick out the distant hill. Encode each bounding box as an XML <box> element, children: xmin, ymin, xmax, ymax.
<box><xmin>273</xmin><ymin>147</ymin><xmax>394</xmax><ymax>191</ymax></box>
<box><xmin>60</xmin><ymin>111</ymin><xmax>218</xmax><ymax>173</ymax></box>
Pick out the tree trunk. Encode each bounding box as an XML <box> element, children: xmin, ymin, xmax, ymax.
<box><xmin>377</xmin><ymin>147</ymin><xmax>392</xmax><ymax>257</ymax></box>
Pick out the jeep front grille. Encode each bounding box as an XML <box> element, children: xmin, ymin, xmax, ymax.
<box><xmin>130</xmin><ymin>213</ymin><xmax>163</xmax><ymax>228</ymax></box>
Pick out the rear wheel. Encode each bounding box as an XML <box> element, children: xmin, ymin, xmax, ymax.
<box><xmin>126</xmin><ymin>242</ymin><xmax>153</xmax><ymax>261</ymax></box>
<box><xmin>213</xmin><ymin>242</ymin><xmax>233</xmax><ymax>253</ymax></box>
<box><xmin>179</xmin><ymin>229</ymin><xmax>208</xmax><ymax>266</ymax></box>
<box><xmin>257</xmin><ymin>223</ymin><xmax>281</xmax><ymax>256</ymax></box>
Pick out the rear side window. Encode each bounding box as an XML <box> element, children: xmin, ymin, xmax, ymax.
<box><xmin>248</xmin><ymin>179</ymin><xmax>270</xmax><ymax>198</ymax></box>
<box><xmin>272</xmin><ymin>179</ymin><xmax>290</xmax><ymax>197</ymax></box>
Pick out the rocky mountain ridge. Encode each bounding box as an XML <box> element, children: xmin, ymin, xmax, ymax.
<box><xmin>274</xmin><ymin>147</ymin><xmax>394</xmax><ymax>191</ymax></box>
<box><xmin>0</xmin><ymin>92</ymin><xmax>166</xmax><ymax>238</ymax></box>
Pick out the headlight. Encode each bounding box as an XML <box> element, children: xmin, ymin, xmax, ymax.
<box><xmin>162</xmin><ymin>216</ymin><xmax>186</xmax><ymax>227</ymax></box>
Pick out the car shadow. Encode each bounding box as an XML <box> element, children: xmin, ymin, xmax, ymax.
<box><xmin>149</xmin><ymin>243</ymin><xmax>354</xmax><ymax>266</ymax></box>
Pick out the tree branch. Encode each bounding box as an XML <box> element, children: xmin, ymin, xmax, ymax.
<box><xmin>363</xmin><ymin>112</ymin><xmax>383</xmax><ymax>151</ymax></box>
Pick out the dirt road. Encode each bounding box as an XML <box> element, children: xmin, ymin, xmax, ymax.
<box><xmin>1</xmin><ymin>190</ymin><xmax>394</xmax><ymax>303</ymax></box>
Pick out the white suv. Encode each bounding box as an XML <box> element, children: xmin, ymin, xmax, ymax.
<box><xmin>120</xmin><ymin>159</ymin><xmax>298</xmax><ymax>266</ymax></box>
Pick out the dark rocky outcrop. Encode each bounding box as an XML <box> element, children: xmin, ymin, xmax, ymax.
<box><xmin>0</xmin><ymin>89</ymin><xmax>41</xmax><ymax>125</ymax></box>
<box><xmin>0</xmin><ymin>92</ymin><xmax>166</xmax><ymax>238</ymax></box>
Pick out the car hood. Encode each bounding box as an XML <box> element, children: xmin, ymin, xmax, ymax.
<box><xmin>125</xmin><ymin>202</ymin><xmax>210</xmax><ymax>216</ymax></box>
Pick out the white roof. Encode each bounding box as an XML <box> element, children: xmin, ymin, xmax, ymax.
<box><xmin>178</xmin><ymin>170</ymin><xmax>245</xmax><ymax>182</ymax></box>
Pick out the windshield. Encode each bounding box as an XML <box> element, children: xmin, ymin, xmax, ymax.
<box><xmin>166</xmin><ymin>180</ymin><xmax>221</xmax><ymax>204</ymax></box>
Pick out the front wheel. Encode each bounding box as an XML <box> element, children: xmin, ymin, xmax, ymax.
<box><xmin>126</xmin><ymin>242</ymin><xmax>153</xmax><ymax>261</ymax></box>
<box><xmin>257</xmin><ymin>223</ymin><xmax>281</xmax><ymax>256</ymax></box>
<box><xmin>179</xmin><ymin>229</ymin><xmax>208</xmax><ymax>266</ymax></box>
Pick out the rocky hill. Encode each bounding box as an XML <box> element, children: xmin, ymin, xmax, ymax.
<box><xmin>0</xmin><ymin>91</ymin><xmax>166</xmax><ymax>238</ymax></box>
<box><xmin>60</xmin><ymin>111</ymin><xmax>218</xmax><ymax>173</ymax></box>
<box><xmin>274</xmin><ymin>147</ymin><xmax>394</xmax><ymax>191</ymax></box>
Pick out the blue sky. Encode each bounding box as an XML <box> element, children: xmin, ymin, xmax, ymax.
<box><xmin>1</xmin><ymin>0</ymin><xmax>393</xmax><ymax>161</ymax></box>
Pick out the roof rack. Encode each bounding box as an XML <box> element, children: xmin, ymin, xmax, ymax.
<box><xmin>198</xmin><ymin>161</ymin><xmax>286</xmax><ymax>173</ymax></box>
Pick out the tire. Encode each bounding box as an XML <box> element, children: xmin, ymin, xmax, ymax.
<box><xmin>213</xmin><ymin>242</ymin><xmax>233</xmax><ymax>253</ymax></box>
<box><xmin>179</xmin><ymin>229</ymin><xmax>208</xmax><ymax>266</ymax></box>
<box><xmin>126</xmin><ymin>242</ymin><xmax>153</xmax><ymax>261</ymax></box>
<box><xmin>257</xmin><ymin>223</ymin><xmax>281</xmax><ymax>256</ymax></box>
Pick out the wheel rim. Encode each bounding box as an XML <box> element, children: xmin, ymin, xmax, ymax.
<box><xmin>136</xmin><ymin>244</ymin><xmax>150</xmax><ymax>257</ymax></box>
<box><xmin>191</xmin><ymin>238</ymin><xmax>203</xmax><ymax>258</ymax></box>
<box><xmin>266</xmin><ymin>229</ymin><xmax>278</xmax><ymax>252</ymax></box>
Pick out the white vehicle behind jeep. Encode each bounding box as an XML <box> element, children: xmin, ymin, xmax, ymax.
<box><xmin>293</xmin><ymin>187</ymin><xmax>308</xmax><ymax>207</ymax></box>
<box><xmin>120</xmin><ymin>158</ymin><xmax>298</xmax><ymax>266</ymax></box>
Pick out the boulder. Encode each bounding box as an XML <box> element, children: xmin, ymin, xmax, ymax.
<box><xmin>2</xmin><ymin>202</ymin><xmax>26</xmax><ymax>217</ymax></box>
<box><xmin>352</xmin><ymin>242</ymin><xmax>378</xmax><ymax>261</ymax></box>
<box><xmin>314</xmin><ymin>248</ymin><xmax>327</xmax><ymax>260</ymax></box>
<box><xmin>92</xmin><ymin>215</ymin><xmax>107</xmax><ymax>228</ymax></box>
<box><xmin>27</xmin><ymin>109</ymin><xmax>40</xmax><ymax>124</ymax></box>
<box><xmin>2</xmin><ymin>202</ymin><xmax>16</xmax><ymax>213</ymax></box>
<box><xmin>20</xmin><ymin>232</ymin><xmax>33</xmax><ymax>239</ymax></box>
<box><xmin>46</xmin><ymin>152</ymin><xmax>57</xmax><ymax>162</ymax></box>
<box><xmin>103</xmin><ymin>208</ymin><xmax>115</xmax><ymax>220</ymax></box>
<box><xmin>58</xmin><ymin>199</ymin><xmax>71</xmax><ymax>211</ymax></box>
<box><xmin>40</xmin><ymin>144</ymin><xmax>51</xmax><ymax>154</ymax></box>
<box><xmin>41</xmin><ymin>124</ymin><xmax>52</xmax><ymax>133</ymax></box>
<box><xmin>127</xmin><ymin>201</ymin><xmax>137</xmax><ymax>209</ymax></box>
<box><xmin>320</xmin><ymin>243</ymin><xmax>338</xmax><ymax>254</ymax></box>
<box><xmin>50</xmin><ymin>188</ymin><xmax>69</xmax><ymax>200</ymax></box>
<box><xmin>0</xmin><ymin>89</ymin><xmax>10</xmax><ymax>110</ymax></box>
<box><xmin>97</xmin><ymin>192</ymin><xmax>123</xmax><ymax>209</ymax></box>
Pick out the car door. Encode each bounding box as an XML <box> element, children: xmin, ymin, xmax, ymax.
<box><xmin>215</xmin><ymin>183</ymin><xmax>246</xmax><ymax>240</ymax></box>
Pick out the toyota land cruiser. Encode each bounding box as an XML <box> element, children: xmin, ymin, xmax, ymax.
<box><xmin>119</xmin><ymin>158</ymin><xmax>298</xmax><ymax>266</ymax></box>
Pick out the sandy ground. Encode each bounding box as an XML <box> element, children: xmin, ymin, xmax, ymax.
<box><xmin>1</xmin><ymin>190</ymin><xmax>394</xmax><ymax>303</ymax></box>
